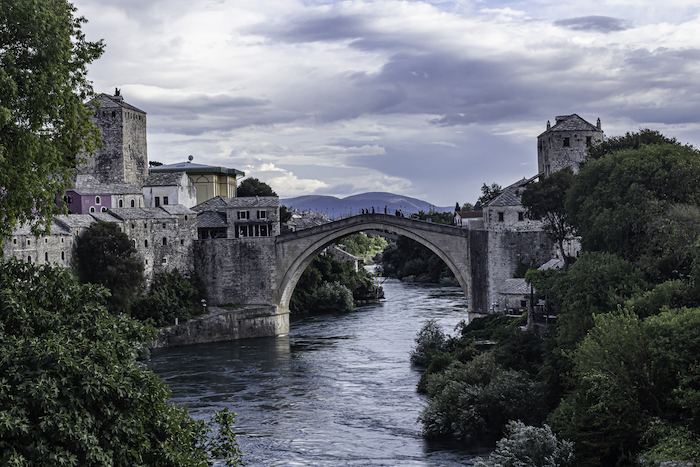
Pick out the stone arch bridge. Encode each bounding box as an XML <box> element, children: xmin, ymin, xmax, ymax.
<box><xmin>274</xmin><ymin>213</ymin><xmax>472</xmax><ymax>313</ymax></box>
<box><xmin>194</xmin><ymin>213</ymin><xmax>479</xmax><ymax>338</ymax></box>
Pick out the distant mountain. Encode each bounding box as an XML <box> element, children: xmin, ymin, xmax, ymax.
<box><xmin>281</xmin><ymin>192</ymin><xmax>453</xmax><ymax>219</ymax></box>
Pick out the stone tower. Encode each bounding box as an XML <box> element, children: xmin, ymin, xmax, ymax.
<box><xmin>537</xmin><ymin>114</ymin><xmax>604</xmax><ymax>176</ymax></box>
<box><xmin>79</xmin><ymin>90</ymin><xmax>148</xmax><ymax>188</ymax></box>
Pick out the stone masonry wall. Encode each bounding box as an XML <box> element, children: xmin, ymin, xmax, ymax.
<box><xmin>194</xmin><ymin>237</ymin><xmax>277</xmax><ymax>306</ymax></box>
<box><xmin>121</xmin><ymin>107</ymin><xmax>148</xmax><ymax>188</ymax></box>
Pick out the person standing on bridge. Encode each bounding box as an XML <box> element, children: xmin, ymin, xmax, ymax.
<box><xmin>372</xmin><ymin>207</ymin><xmax>375</xmax><ymax>214</ymax></box>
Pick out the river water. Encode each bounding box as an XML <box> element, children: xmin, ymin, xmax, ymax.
<box><xmin>148</xmin><ymin>278</ymin><xmax>491</xmax><ymax>466</ymax></box>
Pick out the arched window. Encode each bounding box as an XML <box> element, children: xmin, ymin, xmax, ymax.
<box><xmin>131</xmin><ymin>199</ymin><xmax>135</xmax><ymax>207</ymax></box>
<box><xmin>162</xmin><ymin>237</ymin><xmax>167</xmax><ymax>246</ymax></box>
<box><xmin>132</xmin><ymin>240</ymin><xmax>136</xmax><ymax>247</ymax></box>
<box><xmin>45</xmin><ymin>252</ymin><xmax>48</xmax><ymax>262</ymax></box>
<box><xmin>101</xmin><ymin>207</ymin><xmax>107</xmax><ymax>212</ymax></box>
<box><xmin>90</xmin><ymin>206</ymin><xmax>95</xmax><ymax>213</ymax></box>
<box><xmin>95</xmin><ymin>196</ymin><xmax>101</xmax><ymax>205</ymax></box>
<box><xmin>61</xmin><ymin>251</ymin><xmax>65</xmax><ymax>261</ymax></box>
<box><xmin>119</xmin><ymin>199</ymin><xmax>123</xmax><ymax>208</ymax></box>
<box><xmin>27</xmin><ymin>256</ymin><xmax>31</xmax><ymax>263</ymax></box>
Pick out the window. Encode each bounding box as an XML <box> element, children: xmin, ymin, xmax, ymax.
<box><xmin>563</xmin><ymin>137</ymin><xmax>570</xmax><ymax>147</ymax></box>
<box><xmin>119</xmin><ymin>200</ymin><xmax>123</xmax><ymax>208</ymax></box>
<box><xmin>13</xmin><ymin>238</ymin><xmax>16</xmax><ymax>244</ymax></box>
<box><xmin>257</xmin><ymin>210</ymin><xmax>266</xmax><ymax>219</ymax></box>
<box><xmin>162</xmin><ymin>258</ymin><xmax>167</xmax><ymax>264</ymax></box>
<box><xmin>45</xmin><ymin>238</ymin><xmax>48</xmax><ymax>243</ymax></box>
<box><xmin>180</xmin><ymin>240</ymin><xmax>184</xmax><ymax>245</ymax></box>
<box><xmin>162</xmin><ymin>237</ymin><xmax>167</xmax><ymax>246</ymax></box>
<box><xmin>498</xmin><ymin>212</ymin><xmax>504</xmax><ymax>222</ymax></box>
<box><xmin>520</xmin><ymin>300</ymin><xmax>527</xmax><ymax>308</ymax></box>
<box><xmin>237</xmin><ymin>211</ymin><xmax>250</xmax><ymax>220</ymax></box>
<box><xmin>162</xmin><ymin>223</ymin><xmax>166</xmax><ymax>228</ymax></box>
<box><xmin>586</xmin><ymin>136</ymin><xmax>592</xmax><ymax>145</ymax></box>
<box><xmin>131</xmin><ymin>223</ymin><xmax>135</xmax><ymax>229</ymax></box>
<box><xmin>45</xmin><ymin>252</ymin><xmax>48</xmax><ymax>262</ymax></box>
<box><xmin>185</xmin><ymin>215</ymin><xmax>188</xmax><ymax>221</ymax></box>
<box><xmin>144</xmin><ymin>223</ymin><xmax>147</xmax><ymax>228</ymax></box>
<box><xmin>155</xmin><ymin>197</ymin><xmax>160</xmax><ymax>207</ymax></box>
<box><xmin>61</xmin><ymin>251</ymin><xmax>65</xmax><ymax>261</ymax></box>
<box><xmin>131</xmin><ymin>200</ymin><xmax>135</xmax><ymax>208</ymax></box>
<box><xmin>145</xmin><ymin>240</ymin><xmax>148</xmax><ymax>247</ymax></box>
<box><xmin>27</xmin><ymin>240</ymin><xmax>30</xmax><ymax>246</ymax></box>
<box><xmin>101</xmin><ymin>207</ymin><xmax>107</xmax><ymax>212</ymax></box>
<box><xmin>163</xmin><ymin>196</ymin><xmax>168</xmax><ymax>205</ymax></box>
<box><xmin>132</xmin><ymin>240</ymin><xmax>136</xmax><ymax>247</ymax></box>
<box><xmin>89</xmin><ymin>206</ymin><xmax>95</xmax><ymax>213</ymax></box>
<box><xmin>518</xmin><ymin>212</ymin><xmax>524</xmax><ymax>221</ymax></box>
<box><xmin>61</xmin><ymin>238</ymin><xmax>64</xmax><ymax>243</ymax></box>
<box><xmin>95</xmin><ymin>196</ymin><xmax>101</xmax><ymax>205</ymax></box>
<box><xmin>260</xmin><ymin>225</ymin><xmax>268</xmax><ymax>236</ymax></box>
<box><xmin>27</xmin><ymin>256</ymin><xmax>31</xmax><ymax>263</ymax></box>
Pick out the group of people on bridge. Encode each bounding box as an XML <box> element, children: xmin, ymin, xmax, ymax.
<box><xmin>359</xmin><ymin>207</ymin><xmax>406</xmax><ymax>217</ymax></box>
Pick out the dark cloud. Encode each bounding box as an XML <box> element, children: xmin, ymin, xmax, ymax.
<box><xmin>554</xmin><ymin>16</ymin><xmax>628</xmax><ymax>33</ymax></box>
<box><xmin>248</xmin><ymin>14</ymin><xmax>368</xmax><ymax>43</ymax></box>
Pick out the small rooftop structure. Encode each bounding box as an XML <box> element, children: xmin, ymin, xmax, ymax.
<box><xmin>150</xmin><ymin>160</ymin><xmax>244</xmax><ymax>204</ymax></box>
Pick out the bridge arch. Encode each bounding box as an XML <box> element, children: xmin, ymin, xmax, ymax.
<box><xmin>274</xmin><ymin>214</ymin><xmax>471</xmax><ymax>313</ymax></box>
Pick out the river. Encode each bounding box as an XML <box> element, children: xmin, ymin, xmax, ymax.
<box><xmin>148</xmin><ymin>278</ymin><xmax>491</xmax><ymax>466</ymax></box>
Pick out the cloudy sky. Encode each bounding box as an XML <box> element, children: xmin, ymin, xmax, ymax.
<box><xmin>72</xmin><ymin>0</ymin><xmax>700</xmax><ymax>206</ymax></box>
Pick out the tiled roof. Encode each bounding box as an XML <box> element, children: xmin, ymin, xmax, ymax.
<box><xmin>54</xmin><ymin>214</ymin><xmax>97</xmax><ymax>230</ymax></box>
<box><xmin>197</xmin><ymin>211</ymin><xmax>228</xmax><ymax>229</ymax></box>
<box><xmin>94</xmin><ymin>93</ymin><xmax>146</xmax><ymax>114</ymax></box>
<box><xmin>227</xmin><ymin>196</ymin><xmax>279</xmax><ymax>208</ymax></box>
<box><xmin>500</xmin><ymin>278</ymin><xmax>530</xmax><ymax>295</ymax></box>
<box><xmin>456</xmin><ymin>211</ymin><xmax>483</xmax><ymax>218</ymax></box>
<box><xmin>538</xmin><ymin>114</ymin><xmax>600</xmax><ymax>137</ymax></box>
<box><xmin>71</xmin><ymin>175</ymin><xmax>142</xmax><ymax>195</ymax></box>
<box><xmin>143</xmin><ymin>172</ymin><xmax>187</xmax><ymax>187</ymax></box>
<box><xmin>486</xmin><ymin>179</ymin><xmax>528</xmax><ymax>207</ymax></box>
<box><xmin>160</xmin><ymin>204</ymin><xmax>195</xmax><ymax>216</ymax></box>
<box><xmin>90</xmin><ymin>212</ymin><xmax>120</xmax><ymax>223</ymax></box>
<box><xmin>192</xmin><ymin>196</ymin><xmax>229</xmax><ymax>212</ymax></box>
<box><xmin>108</xmin><ymin>207</ymin><xmax>174</xmax><ymax>220</ymax></box>
<box><xmin>538</xmin><ymin>258</ymin><xmax>564</xmax><ymax>270</ymax></box>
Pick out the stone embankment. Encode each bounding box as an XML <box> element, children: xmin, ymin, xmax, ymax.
<box><xmin>152</xmin><ymin>305</ymin><xmax>288</xmax><ymax>348</ymax></box>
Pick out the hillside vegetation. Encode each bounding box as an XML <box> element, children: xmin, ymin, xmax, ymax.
<box><xmin>415</xmin><ymin>131</ymin><xmax>700</xmax><ymax>466</ymax></box>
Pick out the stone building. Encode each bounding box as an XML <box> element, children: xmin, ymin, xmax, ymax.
<box><xmin>78</xmin><ymin>91</ymin><xmax>149</xmax><ymax>188</ymax></box>
<box><xmin>149</xmin><ymin>160</ymin><xmax>245</xmax><ymax>205</ymax></box>
<box><xmin>64</xmin><ymin>174</ymin><xmax>144</xmax><ymax>213</ymax></box>
<box><xmin>142</xmin><ymin>172</ymin><xmax>197</xmax><ymax>209</ymax></box>
<box><xmin>537</xmin><ymin>114</ymin><xmax>603</xmax><ymax>176</ymax></box>
<box><xmin>193</xmin><ymin>196</ymin><xmax>281</xmax><ymax>239</ymax></box>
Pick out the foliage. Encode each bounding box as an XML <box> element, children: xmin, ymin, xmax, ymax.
<box><xmin>0</xmin><ymin>0</ymin><xmax>104</xmax><ymax>240</ymax></box>
<box><xmin>521</xmin><ymin>167</ymin><xmax>576</xmax><ymax>268</ymax></box>
<box><xmin>290</xmin><ymin>254</ymin><xmax>375</xmax><ymax>314</ymax></box>
<box><xmin>338</xmin><ymin>233</ymin><xmax>388</xmax><ymax>258</ymax></box>
<box><xmin>131</xmin><ymin>269</ymin><xmax>205</xmax><ymax>327</ymax></box>
<box><xmin>567</xmin><ymin>142</ymin><xmax>700</xmax><ymax>261</ymax></box>
<box><xmin>419</xmin><ymin>353</ymin><xmax>546</xmax><ymax>440</ymax></box>
<box><xmin>74</xmin><ymin>221</ymin><xmax>145</xmax><ymax>314</ymax></box>
<box><xmin>413</xmin><ymin>209</ymin><xmax>454</xmax><ymax>225</ymax></box>
<box><xmin>549</xmin><ymin>307</ymin><xmax>700</xmax><ymax>466</ymax></box>
<box><xmin>410</xmin><ymin>319</ymin><xmax>449</xmax><ymax>366</ymax></box>
<box><xmin>308</xmin><ymin>281</ymin><xmax>354</xmax><ymax>313</ymax></box>
<box><xmin>639</xmin><ymin>419</ymin><xmax>700</xmax><ymax>465</ymax></box>
<box><xmin>478</xmin><ymin>182</ymin><xmax>503</xmax><ymax>206</ymax></box>
<box><xmin>380</xmin><ymin>236</ymin><xmax>455</xmax><ymax>284</ymax></box>
<box><xmin>237</xmin><ymin>177</ymin><xmax>276</xmax><ymax>197</ymax></box>
<box><xmin>279</xmin><ymin>205</ymin><xmax>292</xmax><ymax>223</ymax></box>
<box><xmin>475</xmin><ymin>421</ymin><xmax>574</xmax><ymax>467</ymax></box>
<box><xmin>0</xmin><ymin>259</ymin><xmax>243</xmax><ymax>466</ymax></box>
<box><xmin>149</xmin><ymin>160</ymin><xmax>164</xmax><ymax>167</ymax></box>
<box><xmin>586</xmin><ymin>128</ymin><xmax>679</xmax><ymax>160</ymax></box>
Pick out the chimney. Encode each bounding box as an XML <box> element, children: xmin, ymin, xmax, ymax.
<box><xmin>596</xmin><ymin>118</ymin><xmax>601</xmax><ymax>130</ymax></box>
<box><xmin>546</xmin><ymin>120</ymin><xmax>551</xmax><ymax>130</ymax></box>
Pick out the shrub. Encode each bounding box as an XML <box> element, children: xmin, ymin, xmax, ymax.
<box><xmin>410</xmin><ymin>319</ymin><xmax>449</xmax><ymax>366</ymax></box>
<box><xmin>131</xmin><ymin>269</ymin><xmax>205</xmax><ymax>327</ymax></box>
<box><xmin>475</xmin><ymin>421</ymin><xmax>574</xmax><ymax>467</ymax></box>
<box><xmin>310</xmin><ymin>281</ymin><xmax>354</xmax><ymax>313</ymax></box>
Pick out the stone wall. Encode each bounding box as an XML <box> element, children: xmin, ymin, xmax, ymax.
<box><xmin>152</xmin><ymin>305</ymin><xmax>289</xmax><ymax>348</ymax></box>
<box><xmin>194</xmin><ymin>237</ymin><xmax>277</xmax><ymax>306</ymax></box>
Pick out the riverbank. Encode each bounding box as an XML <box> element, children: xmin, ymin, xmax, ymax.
<box><xmin>152</xmin><ymin>305</ymin><xmax>288</xmax><ymax>348</ymax></box>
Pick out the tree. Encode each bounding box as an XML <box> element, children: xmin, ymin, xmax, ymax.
<box><xmin>0</xmin><ymin>0</ymin><xmax>104</xmax><ymax>240</ymax></box>
<box><xmin>521</xmin><ymin>167</ymin><xmax>576</xmax><ymax>269</ymax></box>
<box><xmin>475</xmin><ymin>421</ymin><xmax>574</xmax><ymax>467</ymax></box>
<box><xmin>566</xmin><ymin>142</ymin><xmax>700</xmax><ymax>260</ymax></box>
<box><xmin>75</xmin><ymin>221</ymin><xmax>144</xmax><ymax>314</ymax></box>
<box><xmin>0</xmin><ymin>259</ymin><xmax>243</xmax><ymax>466</ymax></box>
<box><xmin>237</xmin><ymin>177</ymin><xmax>276</xmax><ymax>197</ymax></box>
<box><xmin>478</xmin><ymin>182</ymin><xmax>502</xmax><ymax>206</ymax></box>
<box><xmin>586</xmin><ymin>128</ymin><xmax>679</xmax><ymax>160</ymax></box>
<box><xmin>131</xmin><ymin>269</ymin><xmax>205</xmax><ymax>327</ymax></box>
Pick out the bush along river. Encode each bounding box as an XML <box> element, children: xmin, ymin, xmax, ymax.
<box><xmin>148</xmin><ymin>277</ymin><xmax>492</xmax><ymax>466</ymax></box>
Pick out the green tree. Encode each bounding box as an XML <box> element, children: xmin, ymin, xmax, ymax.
<box><xmin>475</xmin><ymin>421</ymin><xmax>574</xmax><ymax>467</ymax></box>
<box><xmin>0</xmin><ymin>259</ymin><xmax>243</xmax><ymax>466</ymax></box>
<box><xmin>131</xmin><ymin>269</ymin><xmax>205</xmax><ymax>327</ymax></box>
<box><xmin>521</xmin><ymin>167</ymin><xmax>576</xmax><ymax>269</ymax></box>
<box><xmin>0</xmin><ymin>0</ymin><xmax>104</xmax><ymax>240</ymax></box>
<box><xmin>237</xmin><ymin>178</ymin><xmax>276</xmax><ymax>197</ymax></box>
<box><xmin>586</xmin><ymin>128</ymin><xmax>679</xmax><ymax>160</ymax></box>
<box><xmin>566</xmin><ymin>142</ymin><xmax>700</xmax><ymax>260</ymax></box>
<box><xmin>75</xmin><ymin>221</ymin><xmax>144</xmax><ymax>314</ymax></box>
<box><xmin>478</xmin><ymin>182</ymin><xmax>502</xmax><ymax>206</ymax></box>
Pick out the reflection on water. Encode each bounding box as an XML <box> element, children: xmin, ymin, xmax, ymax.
<box><xmin>148</xmin><ymin>279</ymin><xmax>491</xmax><ymax>466</ymax></box>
